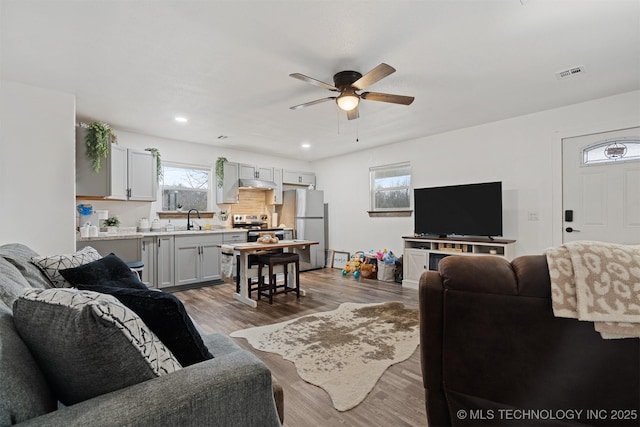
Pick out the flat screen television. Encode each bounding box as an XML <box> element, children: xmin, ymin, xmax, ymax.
<box><xmin>414</xmin><ymin>181</ymin><xmax>503</xmax><ymax>238</ymax></box>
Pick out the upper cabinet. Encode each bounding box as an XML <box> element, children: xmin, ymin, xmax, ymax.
<box><xmin>75</xmin><ymin>127</ymin><xmax>157</xmax><ymax>201</ymax></box>
<box><xmin>239</xmin><ymin>164</ymin><xmax>274</xmax><ymax>181</ymax></box>
<box><xmin>126</xmin><ymin>149</ymin><xmax>157</xmax><ymax>201</ymax></box>
<box><xmin>267</xmin><ymin>168</ymin><xmax>283</xmax><ymax>205</ymax></box>
<box><xmin>283</xmin><ymin>170</ymin><xmax>316</xmax><ymax>187</ymax></box>
<box><xmin>216</xmin><ymin>161</ymin><xmax>239</xmax><ymax>204</ymax></box>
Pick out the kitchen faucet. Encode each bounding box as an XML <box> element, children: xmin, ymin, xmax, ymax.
<box><xmin>187</xmin><ymin>209</ymin><xmax>201</xmax><ymax>230</ymax></box>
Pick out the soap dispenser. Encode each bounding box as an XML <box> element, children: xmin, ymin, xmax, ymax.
<box><xmin>165</xmin><ymin>220</ymin><xmax>174</xmax><ymax>232</ymax></box>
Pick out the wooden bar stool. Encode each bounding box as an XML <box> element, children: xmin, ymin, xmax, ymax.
<box><xmin>256</xmin><ymin>252</ymin><xmax>300</xmax><ymax>304</ymax></box>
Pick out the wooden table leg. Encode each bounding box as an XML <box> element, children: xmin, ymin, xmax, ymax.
<box><xmin>233</xmin><ymin>251</ymin><xmax>257</xmax><ymax>308</ymax></box>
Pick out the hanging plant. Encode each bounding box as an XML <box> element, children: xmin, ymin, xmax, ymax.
<box><xmin>216</xmin><ymin>157</ymin><xmax>227</xmax><ymax>189</ymax></box>
<box><xmin>145</xmin><ymin>148</ymin><xmax>162</xmax><ymax>182</ymax></box>
<box><xmin>82</xmin><ymin>121</ymin><xmax>115</xmax><ymax>173</ymax></box>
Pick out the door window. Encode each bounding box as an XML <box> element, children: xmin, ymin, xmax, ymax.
<box><xmin>582</xmin><ymin>139</ymin><xmax>640</xmax><ymax>165</ymax></box>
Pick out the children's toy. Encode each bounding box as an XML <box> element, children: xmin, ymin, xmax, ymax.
<box><xmin>342</xmin><ymin>252</ymin><xmax>365</xmax><ymax>278</ymax></box>
<box><xmin>359</xmin><ymin>262</ymin><xmax>377</xmax><ymax>279</ymax></box>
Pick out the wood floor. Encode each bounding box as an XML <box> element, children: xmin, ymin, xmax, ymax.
<box><xmin>173</xmin><ymin>267</ymin><xmax>427</xmax><ymax>427</ymax></box>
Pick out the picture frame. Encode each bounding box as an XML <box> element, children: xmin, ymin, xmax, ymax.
<box><xmin>325</xmin><ymin>250</ymin><xmax>334</xmax><ymax>268</ymax></box>
<box><xmin>332</xmin><ymin>251</ymin><xmax>349</xmax><ymax>269</ymax></box>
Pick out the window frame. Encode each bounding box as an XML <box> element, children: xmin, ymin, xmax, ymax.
<box><xmin>368</xmin><ymin>162</ymin><xmax>412</xmax><ymax>216</ymax></box>
<box><xmin>160</xmin><ymin>162</ymin><xmax>212</xmax><ymax>211</ymax></box>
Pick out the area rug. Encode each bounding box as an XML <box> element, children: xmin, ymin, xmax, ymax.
<box><xmin>230</xmin><ymin>301</ymin><xmax>419</xmax><ymax>411</ymax></box>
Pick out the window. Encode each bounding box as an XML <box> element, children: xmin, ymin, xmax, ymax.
<box><xmin>161</xmin><ymin>164</ymin><xmax>210</xmax><ymax>211</ymax></box>
<box><xmin>583</xmin><ymin>139</ymin><xmax>640</xmax><ymax>165</ymax></box>
<box><xmin>369</xmin><ymin>162</ymin><xmax>412</xmax><ymax>212</ymax></box>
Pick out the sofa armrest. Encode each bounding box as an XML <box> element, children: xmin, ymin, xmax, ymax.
<box><xmin>419</xmin><ymin>271</ymin><xmax>451</xmax><ymax>427</ymax></box>
<box><xmin>19</xmin><ymin>350</ymin><xmax>282</xmax><ymax>427</ymax></box>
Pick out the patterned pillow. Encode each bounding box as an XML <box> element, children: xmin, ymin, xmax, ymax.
<box><xmin>76</xmin><ymin>284</ymin><xmax>214</xmax><ymax>366</ymax></box>
<box><xmin>31</xmin><ymin>246</ymin><xmax>101</xmax><ymax>287</ymax></box>
<box><xmin>13</xmin><ymin>288</ymin><xmax>182</xmax><ymax>405</ymax></box>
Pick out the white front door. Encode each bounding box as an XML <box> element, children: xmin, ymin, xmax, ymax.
<box><xmin>562</xmin><ymin>127</ymin><xmax>640</xmax><ymax>244</ymax></box>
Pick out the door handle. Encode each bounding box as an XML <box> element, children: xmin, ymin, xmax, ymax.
<box><xmin>565</xmin><ymin>227</ymin><xmax>581</xmax><ymax>233</ymax></box>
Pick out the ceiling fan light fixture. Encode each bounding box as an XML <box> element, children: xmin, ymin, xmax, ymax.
<box><xmin>336</xmin><ymin>90</ymin><xmax>359</xmax><ymax>111</ymax></box>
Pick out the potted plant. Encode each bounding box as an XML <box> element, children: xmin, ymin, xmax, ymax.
<box><xmin>218</xmin><ymin>210</ymin><xmax>229</xmax><ymax>221</ymax></box>
<box><xmin>104</xmin><ymin>216</ymin><xmax>120</xmax><ymax>234</ymax></box>
<box><xmin>176</xmin><ymin>204</ymin><xmax>183</xmax><ymax>212</ymax></box>
<box><xmin>82</xmin><ymin>121</ymin><xmax>116</xmax><ymax>173</ymax></box>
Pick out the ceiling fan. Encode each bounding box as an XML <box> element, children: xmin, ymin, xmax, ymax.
<box><xmin>289</xmin><ymin>63</ymin><xmax>415</xmax><ymax>120</ymax></box>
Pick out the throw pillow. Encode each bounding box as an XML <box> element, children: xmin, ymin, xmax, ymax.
<box><xmin>13</xmin><ymin>288</ymin><xmax>181</xmax><ymax>405</ymax></box>
<box><xmin>60</xmin><ymin>253</ymin><xmax>147</xmax><ymax>290</ymax></box>
<box><xmin>77</xmin><ymin>284</ymin><xmax>214</xmax><ymax>366</ymax></box>
<box><xmin>31</xmin><ymin>246</ymin><xmax>101</xmax><ymax>288</ymax></box>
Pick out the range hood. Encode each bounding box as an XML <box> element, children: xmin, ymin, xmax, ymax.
<box><xmin>238</xmin><ymin>178</ymin><xmax>277</xmax><ymax>190</ymax></box>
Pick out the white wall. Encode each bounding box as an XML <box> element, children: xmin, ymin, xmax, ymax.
<box><xmin>313</xmin><ymin>91</ymin><xmax>640</xmax><ymax>258</ymax></box>
<box><xmin>83</xmin><ymin>130</ymin><xmax>313</xmax><ymax>229</ymax></box>
<box><xmin>0</xmin><ymin>80</ymin><xmax>76</xmax><ymax>254</ymax></box>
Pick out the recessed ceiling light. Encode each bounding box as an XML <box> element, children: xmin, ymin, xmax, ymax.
<box><xmin>301</xmin><ymin>143</ymin><xmax>311</xmax><ymax>149</ymax></box>
<box><xmin>175</xmin><ymin>116</ymin><xmax>188</xmax><ymax>123</ymax></box>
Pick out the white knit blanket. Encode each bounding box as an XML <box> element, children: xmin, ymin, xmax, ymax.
<box><xmin>545</xmin><ymin>241</ymin><xmax>640</xmax><ymax>339</ymax></box>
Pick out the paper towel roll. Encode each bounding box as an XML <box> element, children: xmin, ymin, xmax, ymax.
<box><xmin>272</xmin><ymin>213</ymin><xmax>278</xmax><ymax>227</ymax></box>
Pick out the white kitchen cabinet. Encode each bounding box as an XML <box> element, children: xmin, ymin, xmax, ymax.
<box><xmin>222</xmin><ymin>231</ymin><xmax>248</xmax><ymax>243</ymax></box>
<box><xmin>156</xmin><ymin>235</ymin><xmax>175</xmax><ymax>289</ymax></box>
<box><xmin>239</xmin><ymin>164</ymin><xmax>274</xmax><ymax>181</ymax></box>
<box><xmin>283</xmin><ymin>170</ymin><xmax>315</xmax><ymax>187</ymax></box>
<box><xmin>139</xmin><ymin>236</ymin><xmax>156</xmax><ymax>288</ymax></box>
<box><xmin>127</xmin><ymin>149</ymin><xmax>157</xmax><ymax>201</ymax></box>
<box><xmin>175</xmin><ymin>234</ymin><xmax>223</xmax><ymax>286</ymax></box>
<box><xmin>216</xmin><ymin>161</ymin><xmax>239</xmax><ymax>204</ymax></box>
<box><xmin>267</xmin><ymin>168</ymin><xmax>283</xmax><ymax>204</ymax></box>
<box><xmin>75</xmin><ymin>127</ymin><xmax>157</xmax><ymax>201</ymax></box>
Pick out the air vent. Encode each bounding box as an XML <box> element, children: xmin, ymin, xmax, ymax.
<box><xmin>556</xmin><ymin>66</ymin><xmax>585</xmax><ymax>80</ymax></box>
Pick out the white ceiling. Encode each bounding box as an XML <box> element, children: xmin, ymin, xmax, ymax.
<box><xmin>2</xmin><ymin>0</ymin><xmax>639</xmax><ymax>161</ymax></box>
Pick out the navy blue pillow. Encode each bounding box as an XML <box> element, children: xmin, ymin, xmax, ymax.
<box><xmin>60</xmin><ymin>253</ymin><xmax>147</xmax><ymax>290</ymax></box>
<box><xmin>76</xmin><ymin>284</ymin><xmax>213</xmax><ymax>366</ymax></box>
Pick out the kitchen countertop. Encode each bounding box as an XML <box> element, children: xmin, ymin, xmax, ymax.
<box><xmin>77</xmin><ymin>227</ymin><xmax>295</xmax><ymax>242</ymax></box>
<box><xmin>77</xmin><ymin>228</ymin><xmax>248</xmax><ymax>242</ymax></box>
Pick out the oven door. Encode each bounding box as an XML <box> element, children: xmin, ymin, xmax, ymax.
<box><xmin>248</xmin><ymin>229</ymin><xmax>285</xmax><ymax>242</ymax></box>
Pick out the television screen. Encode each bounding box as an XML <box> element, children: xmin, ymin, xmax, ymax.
<box><xmin>414</xmin><ymin>181</ymin><xmax>503</xmax><ymax>238</ymax></box>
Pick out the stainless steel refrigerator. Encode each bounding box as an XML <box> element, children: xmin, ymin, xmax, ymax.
<box><xmin>281</xmin><ymin>189</ymin><xmax>325</xmax><ymax>271</ymax></box>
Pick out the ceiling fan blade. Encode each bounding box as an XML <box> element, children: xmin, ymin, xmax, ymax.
<box><xmin>361</xmin><ymin>91</ymin><xmax>415</xmax><ymax>105</ymax></box>
<box><xmin>289</xmin><ymin>73</ymin><xmax>339</xmax><ymax>91</ymax></box>
<box><xmin>351</xmin><ymin>63</ymin><xmax>396</xmax><ymax>90</ymax></box>
<box><xmin>346</xmin><ymin>107</ymin><xmax>359</xmax><ymax>120</ymax></box>
<box><xmin>290</xmin><ymin>97</ymin><xmax>336</xmax><ymax>110</ymax></box>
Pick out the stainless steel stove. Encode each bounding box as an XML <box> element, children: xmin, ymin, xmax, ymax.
<box><xmin>232</xmin><ymin>214</ymin><xmax>268</xmax><ymax>229</ymax></box>
<box><xmin>232</xmin><ymin>214</ymin><xmax>284</xmax><ymax>241</ymax></box>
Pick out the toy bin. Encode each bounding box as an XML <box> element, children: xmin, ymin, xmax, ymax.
<box><xmin>378</xmin><ymin>261</ymin><xmax>396</xmax><ymax>282</ymax></box>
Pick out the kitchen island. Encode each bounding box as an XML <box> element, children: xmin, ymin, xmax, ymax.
<box><xmin>225</xmin><ymin>240</ymin><xmax>319</xmax><ymax>307</ymax></box>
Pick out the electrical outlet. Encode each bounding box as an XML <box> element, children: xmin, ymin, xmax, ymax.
<box><xmin>527</xmin><ymin>211</ymin><xmax>539</xmax><ymax>221</ymax></box>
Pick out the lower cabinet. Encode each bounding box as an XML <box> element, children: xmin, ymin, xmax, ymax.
<box><xmin>403</xmin><ymin>249</ymin><xmax>428</xmax><ymax>285</ymax></box>
<box><xmin>140</xmin><ymin>237</ymin><xmax>156</xmax><ymax>288</ymax></box>
<box><xmin>174</xmin><ymin>234</ymin><xmax>223</xmax><ymax>286</ymax></box>
<box><xmin>156</xmin><ymin>235</ymin><xmax>175</xmax><ymax>289</ymax></box>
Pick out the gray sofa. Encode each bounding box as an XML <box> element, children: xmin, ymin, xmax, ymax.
<box><xmin>0</xmin><ymin>243</ymin><xmax>283</xmax><ymax>427</ymax></box>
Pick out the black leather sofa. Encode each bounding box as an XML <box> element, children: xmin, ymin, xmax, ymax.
<box><xmin>419</xmin><ymin>254</ymin><xmax>640</xmax><ymax>426</ymax></box>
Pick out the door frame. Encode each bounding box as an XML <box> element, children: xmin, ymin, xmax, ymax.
<box><xmin>552</xmin><ymin>120</ymin><xmax>640</xmax><ymax>248</ymax></box>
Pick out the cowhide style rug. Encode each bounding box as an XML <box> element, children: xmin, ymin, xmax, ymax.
<box><xmin>230</xmin><ymin>301</ymin><xmax>419</xmax><ymax>411</ymax></box>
